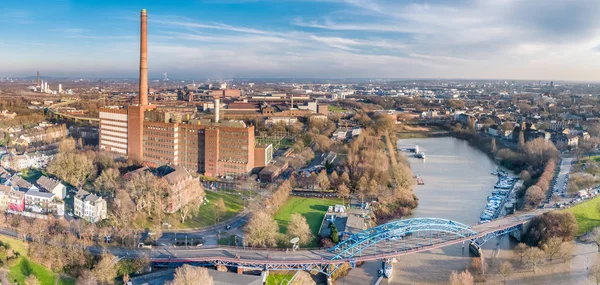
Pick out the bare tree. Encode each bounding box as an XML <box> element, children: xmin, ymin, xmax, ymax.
<box><xmin>317</xmin><ymin>170</ymin><xmax>330</xmax><ymax>192</ymax></box>
<box><xmin>513</xmin><ymin>243</ymin><xmax>528</xmax><ymax>262</ymax></box>
<box><xmin>24</xmin><ymin>275</ymin><xmax>41</xmax><ymax>285</ymax></box>
<box><xmin>524</xmin><ymin>246</ymin><xmax>544</xmax><ymax>272</ymax></box>
<box><xmin>449</xmin><ymin>270</ymin><xmax>474</xmax><ymax>285</ymax></box>
<box><xmin>499</xmin><ymin>261</ymin><xmax>513</xmax><ymax>285</ymax></box>
<box><xmin>470</xmin><ymin>257</ymin><xmax>487</xmax><ymax>276</ymax></box>
<box><xmin>245</xmin><ymin>210</ymin><xmax>279</xmax><ymax>247</ymax></box>
<box><xmin>179</xmin><ymin>198</ymin><xmax>201</xmax><ymax>224</ymax></box>
<box><xmin>291</xmin><ymin>270</ymin><xmax>316</xmax><ymax>285</ymax></box>
<box><xmin>541</xmin><ymin>237</ymin><xmax>562</xmax><ymax>260</ymax></box>
<box><xmin>590</xmin><ymin>261</ymin><xmax>600</xmax><ymax>285</ymax></box>
<box><xmin>213</xmin><ymin>197</ymin><xmax>226</xmax><ymax>223</ymax></box>
<box><xmin>557</xmin><ymin>242</ymin><xmax>575</xmax><ymax>263</ymax></box>
<box><xmin>337</xmin><ymin>183</ymin><xmax>350</xmax><ymax>206</ymax></box>
<box><xmin>76</xmin><ymin>270</ymin><xmax>98</xmax><ymax>285</ymax></box>
<box><xmin>286</xmin><ymin>213</ymin><xmax>313</xmax><ymax>247</ymax></box>
<box><xmin>93</xmin><ymin>253</ymin><xmax>118</xmax><ymax>284</ymax></box>
<box><xmin>170</xmin><ymin>264</ymin><xmax>213</xmax><ymax>285</ymax></box>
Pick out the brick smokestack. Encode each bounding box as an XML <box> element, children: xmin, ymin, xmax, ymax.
<box><xmin>139</xmin><ymin>9</ymin><xmax>149</xmax><ymax>106</ymax></box>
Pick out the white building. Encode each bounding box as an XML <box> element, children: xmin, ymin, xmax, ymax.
<box><xmin>99</xmin><ymin>107</ymin><xmax>128</xmax><ymax>155</ymax></box>
<box><xmin>74</xmin><ymin>189</ymin><xmax>107</xmax><ymax>223</ymax></box>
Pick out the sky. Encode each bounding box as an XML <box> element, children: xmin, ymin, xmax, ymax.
<box><xmin>2</xmin><ymin>0</ymin><xmax>600</xmax><ymax>80</ymax></box>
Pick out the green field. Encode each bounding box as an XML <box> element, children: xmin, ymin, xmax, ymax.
<box><xmin>2</xmin><ymin>236</ymin><xmax>74</xmax><ymax>285</ymax></box>
<box><xmin>566</xmin><ymin>196</ymin><xmax>600</xmax><ymax>235</ymax></box>
<box><xmin>266</xmin><ymin>273</ymin><xmax>295</xmax><ymax>285</ymax></box>
<box><xmin>182</xmin><ymin>191</ymin><xmax>244</xmax><ymax>228</ymax></box>
<box><xmin>274</xmin><ymin>197</ymin><xmax>342</xmax><ymax>247</ymax></box>
<box><xmin>328</xmin><ymin>105</ymin><xmax>348</xmax><ymax>113</ymax></box>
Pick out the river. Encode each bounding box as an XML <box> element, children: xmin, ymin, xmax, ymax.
<box><xmin>336</xmin><ymin>137</ymin><xmax>598</xmax><ymax>284</ymax></box>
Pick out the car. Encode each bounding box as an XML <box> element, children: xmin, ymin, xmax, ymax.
<box><xmin>196</xmin><ymin>243</ymin><xmax>204</xmax><ymax>247</ymax></box>
<box><xmin>68</xmin><ymin>212</ymin><xmax>74</xmax><ymax>217</ymax></box>
<box><xmin>225</xmin><ymin>225</ymin><xmax>232</xmax><ymax>230</ymax></box>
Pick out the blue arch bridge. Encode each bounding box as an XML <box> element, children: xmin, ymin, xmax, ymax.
<box><xmin>148</xmin><ymin>211</ymin><xmax>543</xmax><ymax>282</ymax></box>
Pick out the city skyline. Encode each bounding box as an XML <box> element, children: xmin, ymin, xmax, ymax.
<box><xmin>2</xmin><ymin>0</ymin><xmax>600</xmax><ymax>81</ymax></box>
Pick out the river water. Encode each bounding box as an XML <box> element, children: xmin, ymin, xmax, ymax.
<box><xmin>336</xmin><ymin>137</ymin><xmax>598</xmax><ymax>285</ymax></box>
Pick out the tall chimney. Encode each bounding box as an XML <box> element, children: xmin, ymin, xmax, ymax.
<box><xmin>36</xmin><ymin>71</ymin><xmax>40</xmax><ymax>87</ymax></box>
<box><xmin>214</xmin><ymin>98</ymin><xmax>220</xmax><ymax>123</ymax></box>
<box><xmin>139</xmin><ymin>9</ymin><xmax>149</xmax><ymax>106</ymax></box>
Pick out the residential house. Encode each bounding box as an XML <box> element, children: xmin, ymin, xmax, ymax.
<box><xmin>36</xmin><ymin>176</ymin><xmax>66</xmax><ymax>199</ymax></box>
<box><xmin>74</xmin><ymin>189</ymin><xmax>107</xmax><ymax>223</ymax></box>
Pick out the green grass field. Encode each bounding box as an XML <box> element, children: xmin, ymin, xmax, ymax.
<box><xmin>274</xmin><ymin>197</ymin><xmax>342</xmax><ymax>247</ymax></box>
<box><xmin>566</xmin><ymin>196</ymin><xmax>600</xmax><ymax>235</ymax></box>
<box><xmin>266</xmin><ymin>273</ymin><xmax>295</xmax><ymax>285</ymax></box>
<box><xmin>2</xmin><ymin>236</ymin><xmax>74</xmax><ymax>285</ymax></box>
<box><xmin>182</xmin><ymin>191</ymin><xmax>244</xmax><ymax>228</ymax></box>
<box><xmin>328</xmin><ymin>105</ymin><xmax>348</xmax><ymax>113</ymax></box>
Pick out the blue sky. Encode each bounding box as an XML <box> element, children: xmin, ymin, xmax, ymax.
<box><xmin>2</xmin><ymin>0</ymin><xmax>600</xmax><ymax>80</ymax></box>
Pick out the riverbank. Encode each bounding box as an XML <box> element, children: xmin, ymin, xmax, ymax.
<box><xmin>396</xmin><ymin>125</ymin><xmax>449</xmax><ymax>139</ymax></box>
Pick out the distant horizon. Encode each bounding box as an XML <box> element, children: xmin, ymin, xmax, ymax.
<box><xmin>4</xmin><ymin>74</ymin><xmax>600</xmax><ymax>85</ymax></box>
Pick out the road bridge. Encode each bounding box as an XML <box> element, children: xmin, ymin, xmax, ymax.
<box><xmin>140</xmin><ymin>209</ymin><xmax>548</xmax><ymax>279</ymax></box>
<box><xmin>47</xmin><ymin>99</ymin><xmax>100</xmax><ymax>124</ymax></box>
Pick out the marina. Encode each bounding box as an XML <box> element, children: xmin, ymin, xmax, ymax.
<box><xmin>479</xmin><ymin>168</ymin><xmax>518</xmax><ymax>222</ymax></box>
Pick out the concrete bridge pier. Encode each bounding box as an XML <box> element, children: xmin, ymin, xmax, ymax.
<box><xmin>469</xmin><ymin>242</ymin><xmax>483</xmax><ymax>257</ymax></box>
<box><xmin>261</xmin><ymin>270</ymin><xmax>269</xmax><ymax>285</ymax></box>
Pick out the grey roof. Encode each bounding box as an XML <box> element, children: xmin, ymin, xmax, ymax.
<box><xmin>26</xmin><ymin>189</ymin><xmax>54</xmax><ymax>199</ymax></box>
<box><xmin>10</xmin><ymin>175</ymin><xmax>32</xmax><ymax>190</ymax></box>
<box><xmin>36</xmin><ymin>176</ymin><xmax>62</xmax><ymax>191</ymax></box>
<box><xmin>74</xmin><ymin>189</ymin><xmax>102</xmax><ymax>203</ymax></box>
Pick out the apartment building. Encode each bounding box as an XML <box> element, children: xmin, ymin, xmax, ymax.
<box><xmin>99</xmin><ymin>107</ymin><xmax>129</xmax><ymax>155</ymax></box>
<box><xmin>156</xmin><ymin>165</ymin><xmax>205</xmax><ymax>213</ymax></box>
<box><xmin>74</xmin><ymin>189</ymin><xmax>107</xmax><ymax>223</ymax></box>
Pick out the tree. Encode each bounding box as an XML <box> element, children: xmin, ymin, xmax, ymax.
<box><xmin>330</xmin><ymin>223</ymin><xmax>339</xmax><ymax>244</ymax></box>
<box><xmin>541</xmin><ymin>237</ymin><xmax>562</xmax><ymax>260</ymax></box>
<box><xmin>337</xmin><ymin>183</ymin><xmax>350</xmax><ymax>206</ymax></box>
<box><xmin>557</xmin><ymin>242</ymin><xmax>574</xmax><ymax>263</ymax></box>
<box><xmin>357</xmin><ymin>176</ymin><xmax>369</xmax><ymax>205</ymax></box>
<box><xmin>449</xmin><ymin>270</ymin><xmax>474</xmax><ymax>285</ymax></box>
<box><xmin>58</xmin><ymin>137</ymin><xmax>76</xmax><ymax>153</ymax></box>
<box><xmin>317</xmin><ymin>170</ymin><xmax>330</xmax><ymax>191</ymax></box>
<box><xmin>470</xmin><ymin>257</ymin><xmax>487</xmax><ymax>276</ymax></box>
<box><xmin>245</xmin><ymin>211</ymin><xmax>279</xmax><ymax>247</ymax></box>
<box><xmin>367</xmin><ymin>179</ymin><xmax>379</xmax><ymax>199</ymax></box>
<box><xmin>519</xmin><ymin>170</ymin><xmax>531</xmax><ymax>181</ymax></box>
<box><xmin>524</xmin><ymin>185</ymin><xmax>545</xmax><ymax>209</ymax></box>
<box><xmin>499</xmin><ymin>261</ymin><xmax>513</xmax><ymax>285</ymax></box>
<box><xmin>590</xmin><ymin>261</ymin><xmax>600</xmax><ymax>285</ymax></box>
<box><xmin>76</xmin><ymin>270</ymin><xmax>99</xmax><ymax>285</ymax></box>
<box><xmin>518</xmin><ymin>131</ymin><xmax>525</xmax><ymax>150</ymax></box>
<box><xmin>330</xmin><ymin>171</ymin><xmax>339</xmax><ymax>188</ymax></box>
<box><xmin>286</xmin><ymin>213</ymin><xmax>313</xmax><ymax>247</ymax></box>
<box><xmin>290</xmin><ymin>271</ymin><xmax>315</xmax><ymax>285</ymax></box>
<box><xmin>93</xmin><ymin>253</ymin><xmax>118</xmax><ymax>284</ymax></box>
<box><xmin>491</xmin><ymin>138</ymin><xmax>497</xmax><ymax>153</ymax></box>
<box><xmin>179</xmin><ymin>198</ymin><xmax>201</xmax><ymax>224</ymax></box>
<box><xmin>93</xmin><ymin>168</ymin><xmax>121</xmax><ymax>197</ymax></box>
<box><xmin>24</xmin><ymin>275</ymin><xmax>41</xmax><ymax>285</ymax></box>
<box><xmin>47</xmin><ymin>152</ymin><xmax>96</xmax><ymax>186</ymax></box>
<box><xmin>171</xmin><ymin>265</ymin><xmax>213</xmax><ymax>285</ymax></box>
<box><xmin>213</xmin><ymin>198</ymin><xmax>226</xmax><ymax>223</ymax></box>
<box><xmin>339</xmin><ymin>172</ymin><xmax>350</xmax><ymax>187</ymax></box>
<box><xmin>523</xmin><ymin>246</ymin><xmax>544</xmax><ymax>272</ymax></box>
<box><xmin>525</xmin><ymin>211</ymin><xmax>577</xmax><ymax>246</ymax></box>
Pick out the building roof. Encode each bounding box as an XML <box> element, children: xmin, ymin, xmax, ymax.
<box><xmin>36</xmin><ymin>176</ymin><xmax>62</xmax><ymax>191</ymax></box>
<box><xmin>10</xmin><ymin>175</ymin><xmax>32</xmax><ymax>190</ymax></box>
<box><xmin>158</xmin><ymin>165</ymin><xmax>190</xmax><ymax>186</ymax></box>
<box><xmin>75</xmin><ymin>189</ymin><xmax>103</xmax><ymax>204</ymax></box>
<box><xmin>26</xmin><ymin>189</ymin><xmax>54</xmax><ymax>199</ymax></box>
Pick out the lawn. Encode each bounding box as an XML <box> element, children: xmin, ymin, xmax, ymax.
<box><xmin>266</xmin><ymin>273</ymin><xmax>295</xmax><ymax>285</ymax></box>
<box><xmin>566</xmin><ymin>196</ymin><xmax>600</xmax><ymax>235</ymax></box>
<box><xmin>2</xmin><ymin>236</ymin><xmax>74</xmax><ymax>285</ymax></box>
<box><xmin>328</xmin><ymin>105</ymin><xmax>348</xmax><ymax>113</ymax></box>
<box><xmin>274</xmin><ymin>197</ymin><xmax>342</xmax><ymax>247</ymax></box>
<box><xmin>182</xmin><ymin>191</ymin><xmax>244</xmax><ymax>228</ymax></box>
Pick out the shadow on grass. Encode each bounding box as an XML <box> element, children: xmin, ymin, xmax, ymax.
<box><xmin>309</xmin><ymin>204</ymin><xmax>330</xmax><ymax>212</ymax></box>
<box><xmin>19</xmin><ymin>258</ymin><xmax>32</xmax><ymax>277</ymax></box>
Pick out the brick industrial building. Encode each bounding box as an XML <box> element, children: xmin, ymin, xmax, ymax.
<box><xmin>99</xmin><ymin>9</ymin><xmax>257</xmax><ymax>177</ymax></box>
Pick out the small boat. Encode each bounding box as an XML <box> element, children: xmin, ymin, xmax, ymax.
<box><xmin>415</xmin><ymin>152</ymin><xmax>426</xmax><ymax>159</ymax></box>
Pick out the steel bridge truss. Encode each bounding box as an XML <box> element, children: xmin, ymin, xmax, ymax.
<box><xmin>152</xmin><ymin>259</ymin><xmax>348</xmax><ymax>276</ymax></box>
<box><xmin>471</xmin><ymin>224</ymin><xmax>522</xmax><ymax>247</ymax></box>
<box><xmin>329</xmin><ymin>218</ymin><xmax>478</xmax><ymax>260</ymax></box>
